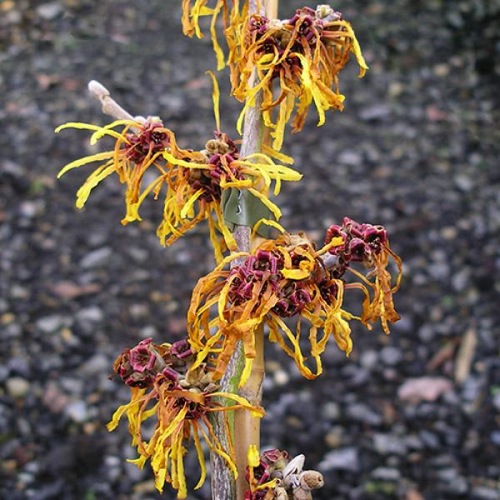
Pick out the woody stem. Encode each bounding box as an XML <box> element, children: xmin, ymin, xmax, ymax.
<box><xmin>210</xmin><ymin>1</ymin><xmax>278</xmax><ymax>499</ymax></box>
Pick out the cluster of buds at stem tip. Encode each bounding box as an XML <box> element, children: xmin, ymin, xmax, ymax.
<box><xmin>246</xmin><ymin>446</ymin><xmax>324</xmax><ymax>500</ymax></box>
<box><xmin>188</xmin><ymin>131</ymin><xmax>243</xmax><ymax>202</ymax></box>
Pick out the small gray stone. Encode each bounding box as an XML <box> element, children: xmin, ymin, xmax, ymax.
<box><xmin>418</xmin><ymin>324</ymin><xmax>435</xmax><ymax>342</ymax></box>
<box><xmin>3</xmin><ymin>322</ymin><xmax>22</xmax><ymax>338</ymax></box>
<box><xmin>8</xmin><ymin>356</ymin><xmax>30</xmax><ymax>377</ymax></box>
<box><xmin>129</xmin><ymin>303</ymin><xmax>149</xmax><ymax>320</ymax></box>
<box><xmin>492</xmin><ymin>392</ymin><xmax>500</xmax><ymax>412</ymax></box>
<box><xmin>0</xmin><ymin>365</ymin><xmax>9</xmax><ymax>383</ymax></box>
<box><xmin>75</xmin><ymin>306</ymin><xmax>104</xmax><ymax>324</ymax></box>
<box><xmin>65</xmin><ymin>400</ymin><xmax>89</xmax><ymax>423</ymax></box>
<box><xmin>79</xmin><ymin>247</ymin><xmax>113</xmax><ymax>269</ymax></box>
<box><xmin>490</xmin><ymin>431</ymin><xmax>500</xmax><ymax>446</ymax></box>
<box><xmin>80</xmin><ymin>353</ymin><xmax>110</xmax><ymax>375</ymax></box>
<box><xmin>60</xmin><ymin>377</ymin><xmax>84</xmax><ymax>396</ymax></box>
<box><xmin>37</xmin><ymin>2</ymin><xmax>63</xmax><ymax>20</ymax></box>
<box><xmin>373</xmin><ymin>433</ymin><xmax>407</xmax><ymax>456</ymax></box>
<box><xmin>379</xmin><ymin>346</ymin><xmax>403</xmax><ymax>366</ymax></box>
<box><xmin>338</xmin><ymin>150</ymin><xmax>362</xmax><ymax>166</ymax></box>
<box><xmin>18</xmin><ymin>200</ymin><xmax>43</xmax><ymax>219</ymax></box>
<box><xmin>104</xmin><ymin>455</ymin><xmax>123</xmax><ymax>482</ymax></box>
<box><xmin>346</xmin><ymin>403</ymin><xmax>383</xmax><ymax>426</ymax></box>
<box><xmin>321</xmin><ymin>401</ymin><xmax>341</xmax><ymax>421</ymax></box>
<box><xmin>273</xmin><ymin>368</ymin><xmax>289</xmax><ymax>386</ymax></box>
<box><xmin>454</xmin><ymin>174</ymin><xmax>474</xmax><ymax>191</ymax></box>
<box><xmin>371</xmin><ymin>467</ymin><xmax>401</xmax><ymax>481</ymax></box>
<box><xmin>452</xmin><ymin>268</ymin><xmax>470</xmax><ymax>292</ymax></box>
<box><xmin>436</xmin><ymin>468</ymin><xmax>468</xmax><ymax>494</ymax></box>
<box><xmin>359</xmin><ymin>104</ymin><xmax>391</xmax><ymax>121</ymax></box>
<box><xmin>127</xmin><ymin>247</ymin><xmax>149</xmax><ymax>264</ymax></box>
<box><xmin>360</xmin><ymin>349</ymin><xmax>378</xmax><ymax>371</ymax></box>
<box><xmin>318</xmin><ymin>447</ymin><xmax>359</xmax><ymax>472</ymax></box>
<box><xmin>419</xmin><ymin>430</ymin><xmax>440</xmax><ymax>449</ymax></box>
<box><xmin>471</xmin><ymin>486</ymin><xmax>500</xmax><ymax>500</ymax></box>
<box><xmin>16</xmin><ymin>472</ymin><xmax>35</xmax><ymax>487</ymax></box>
<box><xmin>6</xmin><ymin>377</ymin><xmax>30</xmax><ymax>398</ymax></box>
<box><xmin>138</xmin><ymin>325</ymin><xmax>158</xmax><ymax>339</ymax></box>
<box><xmin>462</xmin><ymin>376</ymin><xmax>484</xmax><ymax>404</ymax></box>
<box><xmin>36</xmin><ymin>315</ymin><xmax>70</xmax><ymax>334</ymax></box>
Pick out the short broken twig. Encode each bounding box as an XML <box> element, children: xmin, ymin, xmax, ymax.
<box><xmin>87</xmin><ymin>80</ymin><xmax>146</xmax><ymax>124</ymax></box>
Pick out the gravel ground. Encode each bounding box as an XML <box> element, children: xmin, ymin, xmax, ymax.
<box><xmin>1</xmin><ymin>1</ymin><xmax>499</xmax><ymax>499</ymax></box>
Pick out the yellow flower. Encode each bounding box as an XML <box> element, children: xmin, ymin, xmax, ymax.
<box><xmin>181</xmin><ymin>0</ymin><xmax>248</xmax><ymax>70</ymax></box>
<box><xmin>354</xmin><ymin>246</ymin><xmax>402</xmax><ymax>333</ymax></box>
<box><xmin>245</xmin><ymin>445</ymin><xmax>284</xmax><ymax>498</ymax></box>
<box><xmin>57</xmin><ymin>120</ymin><xmax>300</xmax><ymax>262</ymax></box>
<box><xmin>56</xmin><ymin>118</ymin><xmax>176</xmax><ymax>222</ymax></box>
<box><xmin>108</xmin><ymin>338</ymin><xmax>264</xmax><ymax>499</ymax></box>
<box><xmin>188</xmin><ymin>232</ymin><xmax>354</xmax><ymax>385</ymax></box>
<box><xmin>228</xmin><ymin>6</ymin><xmax>368</xmax><ymax>150</ymax></box>
<box><xmin>157</xmin><ymin>131</ymin><xmax>301</xmax><ymax>261</ymax></box>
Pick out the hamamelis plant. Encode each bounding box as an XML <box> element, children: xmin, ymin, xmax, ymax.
<box><xmin>57</xmin><ymin>1</ymin><xmax>402</xmax><ymax>499</ymax></box>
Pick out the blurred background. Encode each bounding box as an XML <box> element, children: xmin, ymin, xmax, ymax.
<box><xmin>1</xmin><ymin>0</ymin><xmax>499</xmax><ymax>498</ymax></box>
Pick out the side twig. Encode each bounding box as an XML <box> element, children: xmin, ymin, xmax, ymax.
<box><xmin>87</xmin><ymin>80</ymin><xmax>145</xmax><ymax>123</ymax></box>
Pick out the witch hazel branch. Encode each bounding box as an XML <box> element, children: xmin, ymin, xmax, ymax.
<box><xmin>56</xmin><ymin>2</ymin><xmax>402</xmax><ymax>499</ymax></box>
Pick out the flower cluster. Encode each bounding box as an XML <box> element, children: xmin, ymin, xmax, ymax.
<box><xmin>324</xmin><ymin>217</ymin><xmax>402</xmax><ymax>333</ymax></box>
<box><xmin>245</xmin><ymin>446</ymin><xmax>324</xmax><ymax>499</ymax></box>
<box><xmin>56</xmin><ymin>118</ymin><xmax>300</xmax><ymax>262</ymax></box>
<box><xmin>181</xmin><ymin>3</ymin><xmax>368</xmax><ymax>151</ymax></box>
<box><xmin>188</xmin><ymin>225</ymin><xmax>401</xmax><ymax>385</ymax></box>
<box><xmin>228</xmin><ymin>5</ymin><xmax>368</xmax><ymax>149</ymax></box>
<box><xmin>108</xmin><ymin>338</ymin><xmax>264</xmax><ymax>498</ymax></box>
<box><xmin>188</xmin><ymin>232</ymin><xmax>345</xmax><ymax>383</ymax></box>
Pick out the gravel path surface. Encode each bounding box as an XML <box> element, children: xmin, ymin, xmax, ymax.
<box><xmin>1</xmin><ymin>1</ymin><xmax>499</xmax><ymax>499</ymax></box>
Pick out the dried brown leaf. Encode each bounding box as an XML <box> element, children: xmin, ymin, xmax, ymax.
<box><xmin>50</xmin><ymin>281</ymin><xmax>101</xmax><ymax>299</ymax></box>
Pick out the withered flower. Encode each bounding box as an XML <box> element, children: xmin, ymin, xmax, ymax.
<box><xmin>188</xmin><ymin>221</ymin><xmax>401</xmax><ymax>385</ymax></box>
<box><xmin>56</xmin><ymin>118</ymin><xmax>177</xmax><ymax>223</ymax></box>
<box><xmin>158</xmin><ymin>129</ymin><xmax>301</xmax><ymax>261</ymax></box>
